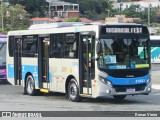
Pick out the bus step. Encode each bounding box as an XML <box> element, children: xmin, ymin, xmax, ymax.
<box><xmin>40</xmin><ymin>88</ymin><xmax>49</xmax><ymax>93</ymax></box>
<box><xmin>80</xmin><ymin>94</ymin><xmax>92</xmax><ymax>98</ymax></box>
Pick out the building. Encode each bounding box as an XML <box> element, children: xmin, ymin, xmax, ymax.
<box><xmin>30</xmin><ymin>17</ymin><xmax>54</xmax><ymax>25</ymax></box>
<box><xmin>29</xmin><ymin>17</ymin><xmax>92</xmax><ymax>25</ymax></box>
<box><xmin>29</xmin><ymin>17</ymin><xmax>105</xmax><ymax>25</ymax></box>
<box><xmin>105</xmin><ymin>15</ymin><xmax>141</xmax><ymax>24</ymax></box>
<box><xmin>46</xmin><ymin>1</ymin><xmax>79</xmax><ymax>18</ymax></box>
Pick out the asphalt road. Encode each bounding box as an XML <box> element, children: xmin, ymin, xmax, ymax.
<box><xmin>0</xmin><ymin>65</ymin><xmax>159</xmax><ymax>119</ymax></box>
<box><xmin>0</xmin><ymin>84</ymin><xmax>160</xmax><ymax>111</ymax></box>
<box><xmin>0</xmin><ymin>84</ymin><xmax>160</xmax><ymax>119</ymax></box>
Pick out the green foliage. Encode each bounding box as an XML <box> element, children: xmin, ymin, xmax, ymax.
<box><xmin>122</xmin><ymin>4</ymin><xmax>141</xmax><ymax>18</ymax></box>
<box><xmin>64</xmin><ymin>0</ymin><xmax>113</xmax><ymax>20</ymax></box>
<box><xmin>5</xmin><ymin>0</ymin><xmax>160</xmax><ymax>31</ymax></box>
<box><xmin>83</xmin><ymin>10</ymin><xmax>95</xmax><ymax>19</ymax></box>
<box><xmin>0</xmin><ymin>28</ymin><xmax>7</xmax><ymax>34</ymax></box>
<box><xmin>65</xmin><ymin>17</ymin><xmax>81</xmax><ymax>22</ymax></box>
<box><xmin>9</xmin><ymin>0</ymin><xmax>114</xmax><ymax>20</ymax></box>
<box><xmin>9</xmin><ymin>0</ymin><xmax>47</xmax><ymax>17</ymax></box>
<box><xmin>119</xmin><ymin>4</ymin><xmax>159</xmax><ymax>25</ymax></box>
<box><xmin>6</xmin><ymin>4</ymin><xmax>30</xmax><ymax>30</ymax></box>
<box><xmin>0</xmin><ymin>3</ymin><xmax>30</xmax><ymax>32</ymax></box>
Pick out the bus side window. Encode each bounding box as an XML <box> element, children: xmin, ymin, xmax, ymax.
<box><xmin>50</xmin><ymin>34</ymin><xmax>63</xmax><ymax>58</ymax></box>
<box><xmin>64</xmin><ymin>33</ymin><xmax>78</xmax><ymax>58</ymax></box>
<box><xmin>49</xmin><ymin>33</ymin><xmax>78</xmax><ymax>58</ymax></box>
<box><xmin>22</xmin><ymin>35</ymin><xmax>38</xmax><ymax>57</ymax></box>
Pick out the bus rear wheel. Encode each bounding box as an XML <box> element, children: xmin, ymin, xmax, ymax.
<box><xmin>26</xmin><ymin>75</ymin><xmax>37</xmax><ymax>96</ymax></box>
<box><xmin>68</xmin><ymin>79</ymin><xmax>82</xmax><ymax>102</ymax></box>
<box><xmin>113</xmin><ymin>95</ymin><xmax>126</xmax><ymax>100</ymax></box>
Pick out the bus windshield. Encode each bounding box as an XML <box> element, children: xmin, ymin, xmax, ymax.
<box><xmin>98</xmin><ymin>37</ymin><xmax>150</xmax><ymax>70</ymax></box>
<box><xmin>0</xmin><ymin>43</ymin><xmax>6</xmax><ymax>65</ymax></box>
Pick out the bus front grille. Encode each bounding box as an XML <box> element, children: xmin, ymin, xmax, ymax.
<box><xmin>113</xmin><ymin>84</ymin><xmax>146</xmax><ymax>92</ymax></box>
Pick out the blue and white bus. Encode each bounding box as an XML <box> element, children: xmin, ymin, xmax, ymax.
<box><xmin>7</xmin><ymin>23</ymin><xmax>151</xmax><ymax>102</ymax></box>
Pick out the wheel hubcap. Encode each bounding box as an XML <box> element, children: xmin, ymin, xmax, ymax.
<box><xmin>27</xmin><ymin>77</ymin><xmax>33</xmax><ymax>94</ymax></box>
<box><xmin>69</xmin><ymin>83</ymin><xmax>77</xmax><ymax>100</ymax></box>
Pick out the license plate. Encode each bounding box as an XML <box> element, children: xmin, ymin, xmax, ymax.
<box><xmin>126</xmin><ymin>88</ymin><xmax>135</xmax><ymax>92</ymax></box>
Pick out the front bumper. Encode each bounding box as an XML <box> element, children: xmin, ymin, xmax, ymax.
<box><xmin>97</xmin><ymin>81</ymin><xmax>151</xmax><ymax>97</ymax></box>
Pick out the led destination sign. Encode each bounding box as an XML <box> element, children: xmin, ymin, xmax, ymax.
<box><xmin>100</xmin><ymin>25</ymin><xmax>149</xmax><ymax>36</ymax></box>
<box><xmin>106</xmin><ymin>27</ymin><xmax>142</xmax><ymax>34</ymax></box>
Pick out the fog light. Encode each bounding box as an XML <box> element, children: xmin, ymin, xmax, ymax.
<box><xmin>148</xmin><ymin>87</ymin><xmax>151</xmax><ymax>91</ymax></box>
<box><xmin>106</xmin><ymin>89</ymin><xmax>111</xmax><ymax>94</ymax></box>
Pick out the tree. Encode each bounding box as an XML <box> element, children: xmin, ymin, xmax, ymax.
<box><xmin>9</xmin><ymin>0</ymin><xmax>114</xmax><ymax>20</ymax></box>
<box><xmin>9</xmin><ymin>0</ymin><xmax>47</xmax><ymax>17</ymax></box>
<box><xmin>64</xmin><ymin>0</ymin><xmax>113</xmax><ymax>19</ymax></box>
<box><xmin>80</xmin><ymin>0</ymin><xmax>113</xmax><ymax>19</ymax></box>
<box><xmin>121</xmin><ymin>4</ymin><xmax>141</xmax><ymax>18</ymax></box>
<box><xmin>0</xmin><ymin>4</ymin><xmax>30</xmax><ymax>32</ymax></box>
<box><xmin>0</xmin><ymin>2</ymin><xmax>8</xmax><ymax>32</ymax></box>
<box><xmin>65</xmin><ymin>17</ymin><xmax>81</xmax><ymax>22</ymax></box>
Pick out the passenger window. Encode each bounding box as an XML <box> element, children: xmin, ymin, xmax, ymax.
<box><xmin>50</xmin><ymin>34</ymin><xmax>63</xmax><ymax>58</ymax></box>
<box><xmin>64</xmin><ymin>33</ymin><xmax>78</xmax><ymax>58</ymax></box>
<box><xmin>22</xmin><ymin>35</ymin><xmax>38</xmax><ymax>57</ymax></box>
<box><xmin>49</xmin><ymin>33</ymin><xmax>79</xmax><ymax>58</ymax></box>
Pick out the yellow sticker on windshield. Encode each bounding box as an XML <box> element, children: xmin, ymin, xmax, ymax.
<box><xmin>135</xmin><ymin>64</ymin><xmax>149</xmax><ymax>68</ymax></box>
<box><xmin>89</xmin><ymin>53</ymin><xmax>91</xmax><ymax>58</ymax></box>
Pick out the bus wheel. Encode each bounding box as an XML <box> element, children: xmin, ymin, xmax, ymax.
<box><xmin>26</xmin><ymin>75</ymin><xmax>36</xmax><ymax>96</ymax></box>
<box><xmin>68</xmin><ymin>79</ymin><xmax>82</xmax><ymax>102</ymax></box>
<box><xmin>113</xmin><ymin>95</ymin><xmax>126</xmax><ymax>100</ymax></box>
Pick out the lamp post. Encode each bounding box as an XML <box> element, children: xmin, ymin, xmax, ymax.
<box><xmin>148</xmin><ymin>0</ymin><xmax>150</xmax><ymax>32</ymax></box>
<box><xmin>46</xmin><ymin>0</ymin><xmax>53</xmax><ymax>18</ymax></box>
<box><xmin>1</xmin><ymin>0</ymin><xmax>3</xmax><ymax>31</ymax></box>
<box><xmin>107</xmin><ymin>10</ymin><xmax>110</xmax><ymax>18</ymax></box>
<box><xmin>120</xmin><ymin>2</ymin><xmax>122</xmax><ymax>15</ymax></box>
<box><xmin>49</xmin><ymin>2</ymin><xmax>51</xmax><ymax>18</ymax></box>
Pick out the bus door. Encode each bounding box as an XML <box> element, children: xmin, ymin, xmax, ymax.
<box><xmin>38</xmin><ymin>35</ymin><xmax>50</xmax><ymax>90</ymax></box>
<box><xmin>14</xmin><ymin>36</ymin><xmax>22</xmax><ymax>85</ymax></box>
<box><xmin>79</xmin><ymin>32</ymin><xmax>95</xmax><ymax>95</ymax></box>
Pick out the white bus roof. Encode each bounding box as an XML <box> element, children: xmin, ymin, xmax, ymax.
<box><xmin>28</xmin><ymin>22</ymin><xmax>144</xmax><ymax>30</ymax></box>
<box><xmin>8</xmin><ymin>22</ymin><xmax>147</xmax><ymax>36</ymax></box>
<box><xmin>8</xmin><ymin>23</ymin><xmax>100</xmax><ymax>36</ymax></box>
<box><xmin>28</xmin><ymin>22</ymin><xmax>87</xmax><ymax>30</ymax></box>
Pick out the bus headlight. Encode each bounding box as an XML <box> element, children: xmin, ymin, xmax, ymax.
<box><xmin>99</xmin><ymin>76</ymin><xmax>112</xmax><ymax>87</ymax></box>
<box><xmin>147</xmin><ymin>78</ymin><xmax>151</xmax><ymax>85</ymax></box>
<box><xmin>106</xmin><ymin>81</ymin><xmax>112</xmax><ymax>87</ymax></box>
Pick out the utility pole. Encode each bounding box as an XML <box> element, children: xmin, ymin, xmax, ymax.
<box><xmin>107</xmin><ymin>10</ymin><xmax>110</xmax><ymax>18</ymax></box>
<box><xmin>1</xmin><ymin>0</ymin><xmax>3</xmax><ymax>31</ymax></box>
<box><xmin>148</xmin><ymin>0</ymin><xmax>150</xmax><ymax>33</ymax></box>
<box><xmin>49</xmin><ymin>2</ymin><xmax>51</xmax><ymax>18</ymax></box>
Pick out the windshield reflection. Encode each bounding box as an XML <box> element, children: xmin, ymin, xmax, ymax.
<box><xmin>98</xmin><ymin>38</ymin><xmax>149</xmax><ymax>70</ymax></box>
<box><xmin>0</xmin><ymin>43</ymin><xmax>6</xmax><ymax>65</ymax></box>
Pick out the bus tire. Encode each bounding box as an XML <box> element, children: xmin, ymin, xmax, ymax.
<box><xmin>26</xmin><ymin>75</ymin><xmax>37</xmax><ymax>96</ymax></box>
<box><xmin>68</xmin><ymin>79</ymin><xmax>82</xmax><ymax>102</ymax></box>
<box><xmin>113</xmin><ymin>95</ymin><xmax>126</xmax><ymax>100</ymax></box>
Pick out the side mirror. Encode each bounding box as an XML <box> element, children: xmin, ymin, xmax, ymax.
<box><xmin>96</xmin><ymin>41</ymin><xmax>101</xmax><ymax>54</ymax></box>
